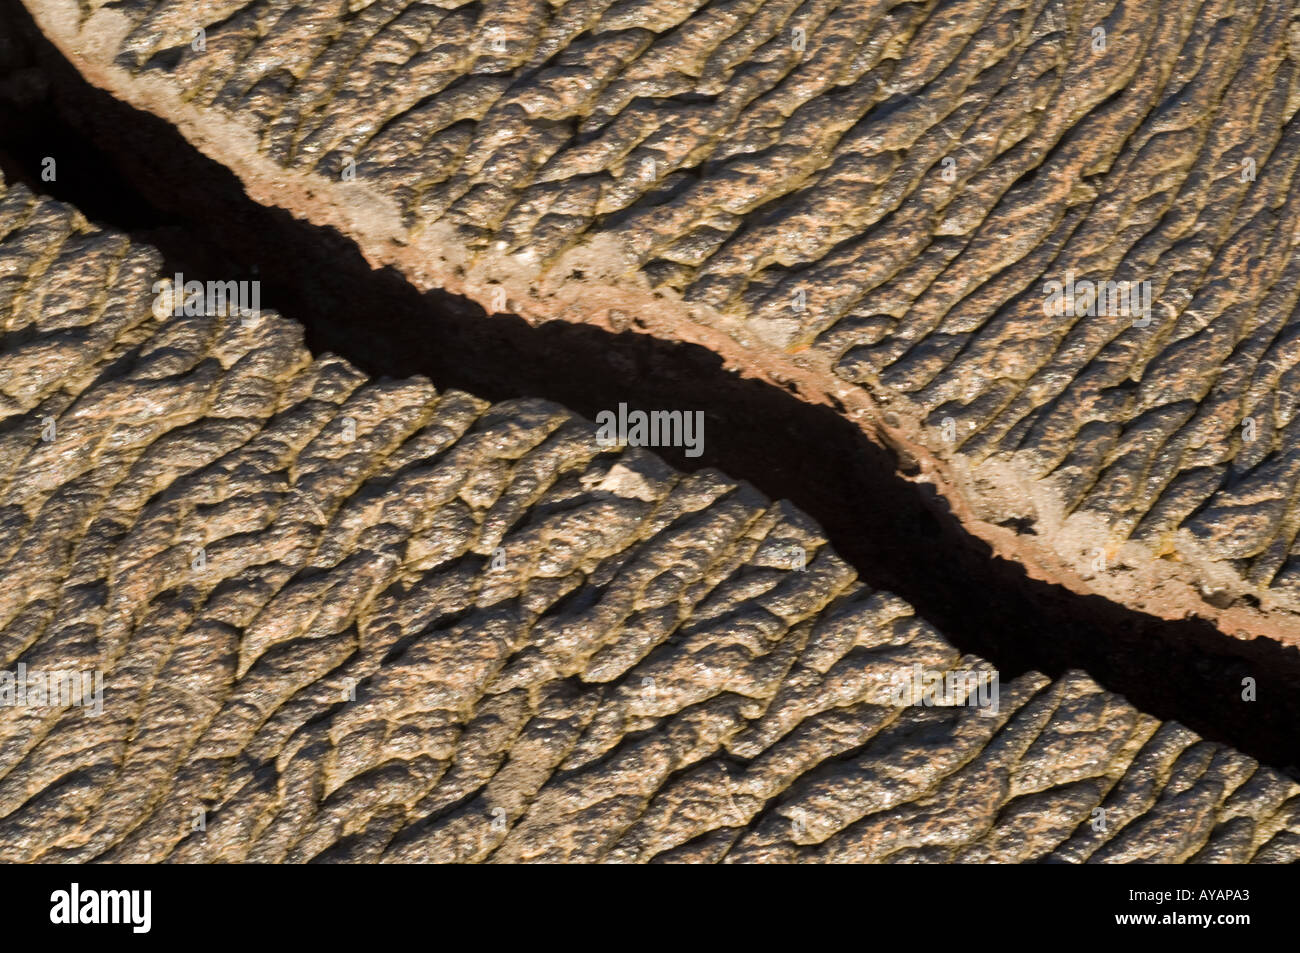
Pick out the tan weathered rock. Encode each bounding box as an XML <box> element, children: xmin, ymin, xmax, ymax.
<box><xmin>1</xmin><ymin>176</ymin><xmax>1297</xmax><ymax>863</ymax></box>
<box><xmin>21</xmin><ymin>0</ymin><xmax>1300</xmax><ymax>643</ymax></box>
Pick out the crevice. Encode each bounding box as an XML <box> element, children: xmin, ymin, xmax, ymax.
<box><xmin>1</xmin><ymin>0</ymin><xmax>1298</xmax><ymax>776</ymax></box>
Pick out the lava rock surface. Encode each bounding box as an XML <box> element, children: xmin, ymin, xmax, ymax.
<box><xmin>1</xmin><ymin>176</ymin><xmax>1298</xmax><ymax>862</ymax></box>
<box><xmin>23</xmin><ymin>0</ymin><xmax>1300</xmax><ymax>641</ymax></box>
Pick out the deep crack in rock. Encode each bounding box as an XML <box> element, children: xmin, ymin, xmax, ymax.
<box><xmin>1</xmin><ymin>0</ymin><xmax>1298</xmax><ymax>780</ymax></box>
<box><xmin>1</xmin><ymin>170</ymin><xmax>1299</xmax><ymax>863</ymax></box>
<box><xmin>20</xmin><ymin>0</ymin><xmax>1300</xmax><ymax>643</ymax></box>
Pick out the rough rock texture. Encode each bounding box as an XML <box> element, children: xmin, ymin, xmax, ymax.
<box><xmin>2</xmin><ymin>177</ymin><xmax>1298</xmax><ymax>863</ymax></box>
<box><xmin>21</xmin><ymin>0</ymin><xmax>1300</xmax><ymax>643</ymax></box>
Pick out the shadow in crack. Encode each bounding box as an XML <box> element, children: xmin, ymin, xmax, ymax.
<box><xmin>1</xmin><ymin>0</ymin><xmax>1298</xmax><ymax>775</ymax></box>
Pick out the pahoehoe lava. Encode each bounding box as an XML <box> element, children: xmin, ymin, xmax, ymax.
<box><xmin>1</xmin><ymin>0</ymin><xmax>1297</xmax><ymax>776</ymax></box>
